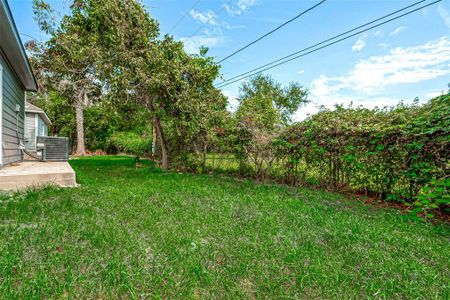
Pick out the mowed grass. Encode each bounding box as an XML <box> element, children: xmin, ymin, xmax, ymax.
<box><xmin>0</xmin><ymin>156</ymin><xmax>449</xmax><ymax>299</ymax></box>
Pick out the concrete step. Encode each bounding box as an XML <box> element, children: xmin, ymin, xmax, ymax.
<box><xmin>0</xmin><ymin>162</ymin><xmax>77</xmax><ymax>191</ymax></box>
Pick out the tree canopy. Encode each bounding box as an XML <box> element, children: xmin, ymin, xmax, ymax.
<box><xmin>236</xmin><ymin>74</ymin><xmax>308</xmax><ymax>130</ymax></box>
<box><xmin>30</xmin><ymin>0</ymin><xmax>227</xmax><ymax>168</ymax></box>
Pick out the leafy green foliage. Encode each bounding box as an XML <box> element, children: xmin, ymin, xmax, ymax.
<box><xmin>32</xmin><ymin>0</ymin><xmax>57</xmax><ymax>35</ymax></box>
<box><xmin>228</xmin><ymin>75</ymin><xmax>308</xmax><ymax>177</ymax></box>
<box><xmin>31</xmin><ymin>0</ymin><xmax>110</xmax><ymax>154</ymax></box>
<box><xmin>413</xmin><ymin>177</ymin><xmax>450</xmax><ymax>218</ymax></box>
<box><xmin>236</xmin><ymin>74</ymin><xmax>308</xmax><ymax>129</ymax></box>
<box><xmin>50</xmin><ymin>0</ymin><xmax>227</xmax><ymax>168</ymax></box>
<box><xmin>209</xmin><ymin>94</ymin><xmax>449</xmax><ymax>217</ymax></box>
<box><xmin>29</xmin><ymin>91</ymin><xmax>151</xmax><ymax>153</ymax></box>
<box><xmin>31</xmin><ymin>91</ymin><xmax>75</xmax><ymax>139</ymax></box>
<box><xmin>27</xmin><ymin>1</ymin><xmax>448</xmax><ymax>219</ymax></box>
<box><xmin>275</xmin><ymin>94</ymin><xmax>450</xmax><ymax>216</ymax></box>
<box><xmin>108</xmin><ymin>131</ymin><xmax>152</xmax><ymax>157</ymax></box>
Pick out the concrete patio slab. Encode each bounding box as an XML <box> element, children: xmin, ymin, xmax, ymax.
<box><xmin>0</xmin><ymin>161</ymin><xmax>77</xmax><ymax>191</ymax></box>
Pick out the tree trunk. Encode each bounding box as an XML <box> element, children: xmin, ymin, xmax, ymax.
<box><xmin>154</xmin><ymin>115</ymin><xmax>168</xmax><ymax>169</ymax></box>
<box><xmin>152</xmin><ymin>117</ymin><xmax>157</xmax><ymax>156</ymax></box>
<box><xmin>75</xmin><ymin>93</ymin><xmax>86</xmax><ymax>156</ymax></box>
<box><xmin>143</xmin><ymin>95</ymin><xmax>158</xmax><ymax>157</ymax></box>
<box><xmin>202</xmin><ymin>141</ymin><xmax>208</xmax><ymax>169</ymax></box>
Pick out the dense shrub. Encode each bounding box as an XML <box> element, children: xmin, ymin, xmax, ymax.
<box><xmin>107</xmin><ymin>131</ymin><xmax>152</xmax><ymax>157</ymax></box>
<box><xmin>275</xmin><ymin>95</ymin><xmax>449</xmax><ymax>216</ymax></box>
<box><xmin>207</xmin><ymin>95</ymin><xmax>449</xmax><ymax>217</ymax></box>
<box><xmin>30</xmin><ymin>92</ymin><xmax>153</xmax><ymax>154</ymax></box>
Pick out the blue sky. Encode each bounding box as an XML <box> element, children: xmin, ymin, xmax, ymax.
<box><xmin>9</xmin><ymin>0</ymin><xmax>450</xmax><ymax>120</ymax></box>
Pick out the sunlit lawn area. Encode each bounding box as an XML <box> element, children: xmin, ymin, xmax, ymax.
<box><xmin>0</xmin><ymin>156</ymin><xmax>449</xmax><ymax>298</ymax></box>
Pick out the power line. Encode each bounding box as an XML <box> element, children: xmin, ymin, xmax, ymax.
<box><xmin>168</xmin><ymin>0</ymin><xmax>202</xmax><ymax>34</ymax></box>
<box><xmin>216</xmin><ymin>0</ymin><xmax>427</xmax><ymax>87</ymax></box>
<box><xmin>216</xmin><ymin>0</ymin><xmax>437</xmax><ymax>88</ymax></box>
<box><xmin>189</xmin><ymin>0</ymin><xmax>234</xmax><ymax>38</ymax></box>
<box><xmin>217</xmin><ymin>0</ymin><xmax>427</xmax><ymax>85</ymax></box>
<box><xmin>218</xmin><ymin>0</ymin><xmax>327</xmax><ymax>64</ymax></box>
<box><xmin>20</xmin><ymin>32</ymin><xmax>41</xmax><ymax>42</ymax></box>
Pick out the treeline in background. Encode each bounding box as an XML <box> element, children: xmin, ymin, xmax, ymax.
<box><xmin>27</xmin><ymin>0</ymin><xmax>449</xmax><ymax>219</ymax></box>
<box><xmin>32</xmin><ymin>76</ymin><xmax>449</xmax><ymax>219</ymax></box>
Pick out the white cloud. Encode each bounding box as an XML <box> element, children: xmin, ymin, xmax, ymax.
<box><xmin>293</xmin><ymin>95</ymin><xmax>405</xmax><ymax>121</ymax></box>
<box><xmin>423</xmin><ymin>89</ymin><xmax>446</xmax><ymax>99</ymax></box>
<box><xmin>190</xmin><ymin>1</ymin><xmax>253</xmax><ymax>34</ymax></box>
<box><xmin>389</xmin><ymin>26</ymin><xmax>407</xmax><ymax>36</ymax></box>
<box><xmin>297</xmin><ymin>69</ymin><xmax>305</xmax><ymax>75</ymax></box>
<box><xmin>352</xmin><ymin>38</ymin><xmax>366</xmax><ymax>52</ymax></box>
<box><xmin>310</xmin><ymin>37</ymin><xmax>450</xmax><ymax>97</ymax></box>
<box><xmin>189</xmin><ymin>9</ymin><xmax>217</xmax><ymax>25</ymax></box>
<box><xmin>373</xmin><ymin>30</ymin><xmax>383</xmax><ymax>37</ymax></box>
<box><xmin>180</xmin><ymin>36</ymin><xmax>224</xmax><ymax>53</ymax></box>
<box><xmin>222</xmin><ymin>21</ymin><xmax>246</xmax><ymax>30</ymax></box>
<box><xmin>222</xmin><ymin>89</ymin><xmax>240</xmax><ymax>111</ymax></box>
<box><xmin>377</xmin><ymin>42</ymin><xmax>389</xmax><ymax>48</ymax></box>
<box><xmin>438</xmin><ymin>4</ymin><xmax>450</xmax><ymax>29</ymax></box>
<box><xmin>225</xmin><ymin>0</ymin><xmax>258</xmax><ymax>16</ymax></box>
<box><xmin>184</xmin><ymin>1</ymin><xmax>257</xmax><ymax>55</ymax></box>
<box><xmin>352</xmin><ymin>30</ymin><xmax>385</xmax><ymax>52</ymax></box>
<box><xmin>237</xmin><ymin>0</ymin><xmax>258</xmax><ymax>11</ymax></box>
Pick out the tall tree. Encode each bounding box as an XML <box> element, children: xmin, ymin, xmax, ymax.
<box><xmin>32</xmin><ymin>0</ymin><xmax>103</xmax><ymax>155</ymax></box>
<box><xmin>85</xmin><ymin>1</ymin><xmax>224</xmax><ymax>169</ymax></box>
<box><xmin>233</xmin><ymin>74</ymin><xmax>308</xmax><ymax>176</ymax></box>
<box><xmin>144</xmin><ymin>40</ymin><xmax>225</xmax><ymax>169</ymax></box>
<box><xmin>32</xmin><ymin>0</ymin><xmax>226</xmax><ymax>167</ymax></box>
<box><xmin>236</xmin><ymin>74</ymin><xmax>309</xmax><ymax>130</ymax></box>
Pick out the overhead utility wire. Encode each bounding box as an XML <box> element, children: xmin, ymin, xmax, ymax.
<box><xmin>217</xmin><ymin>0</ymin><xmax>428</xmax><ymax>87</ymax></box>
<box><xmin>189</xmin><ymin>0</ymin><xmax>234</xmax><ymax>38</ymax></box>
<box><xmin>20</xmin><ymin>32</ymin><xmax>41</xmax><ymax>41</ymax></box>
<box><xmin>218</xmin><ymin>0</ymin><xmax>327</xmax><ymax>64</ymax></box>
<box><xmin>217</xmin><ymin>0</ymin><xmax>440</xmax><ymax>88</ymax></box>
<box><xmin>168</xmin><ymin>0</ymin><xmax>202</xmax><ymax>34</ymax></box>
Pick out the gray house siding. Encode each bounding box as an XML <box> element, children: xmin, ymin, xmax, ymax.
<box><xmin>25</xmin><ymin>112</ymin><xmax>48</xmax><ymax>151</ymax></box>
<box><xmin>1</xmin><ymin>52</ymin><xmax>25</xmax><ymax>167</ymax></box>
<box><xmin>25</xmin><ymin>112</ymin><xmax>36</xmax><ymax>150</ymax></box>
<box><xmin>37</xmin><ymin>114</ymin><xmax>48</xmax><ymax>136</ymax></box>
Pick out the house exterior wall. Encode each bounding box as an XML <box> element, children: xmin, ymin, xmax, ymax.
<box><xmin>25</xmin><ymin>112</ymin><xmax>35</xmax><ymax>150</ymax></box>
<box><xmin>24</xmin><ymin>112</ymin><xmax>48</xmax><ymax>151</ymax></box>
<box><xmin>37</xmin><ymin>114</ymin><xmax>48</xmax><ymax>136</ymax></box>
<box><xmin>1</xmin><ymin>52</ymin><xmax>25</xmax><ymax>167</ymax></box>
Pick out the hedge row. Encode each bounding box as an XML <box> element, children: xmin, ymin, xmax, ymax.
<box><xmin>274</xmin><ymin>95</ymin><xmax>449</xmax><ymax>216</ymax></box>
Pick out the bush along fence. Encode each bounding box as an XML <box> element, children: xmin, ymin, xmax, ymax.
<box><xmin>203</xmin><ymin>95</ymin><xmax>449</xmax><ymax>219</ymax></box>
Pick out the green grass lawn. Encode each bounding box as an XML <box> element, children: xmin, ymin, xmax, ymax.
<box><xmin>0</xmin><ymin>156</ymin><xmax>449</xmax><ymax>299</ymax></box>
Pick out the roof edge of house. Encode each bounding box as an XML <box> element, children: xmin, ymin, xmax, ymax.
<box><xmin>25</xmin><ymin>102</ymin><xmax>52</xmax><ymax>125</ymax></box>
<box><xmin>0</xmin><ymin>0</ymin><xmax>38</xmax><ymax>91</ymax></box>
